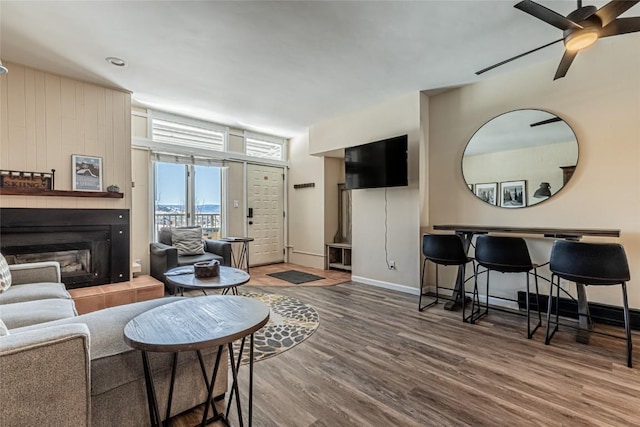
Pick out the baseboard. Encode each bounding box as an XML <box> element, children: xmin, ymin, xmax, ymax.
<box><xmin>517</xmin><ymin>291</ymin><xmax>640</xmax><ymax>330</ymax></box>
<box><xmin>351</xmin><ymin>275</ymin><xmax>420</xmax><ymax>295</ymax></box>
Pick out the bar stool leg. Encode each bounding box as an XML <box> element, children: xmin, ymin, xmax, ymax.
<box><xmin>526</xmin><ymin>273</ymin><xmax>531</xmax><ymax>338</ymax></box>
<box><xmin>418</xmin><ymin>259</ymin><xmax>438</xmax><ymax>311</ymax></box>
<box><xmin>545</xmin><ymin>274</ymin><xmax>560</xmax><ymax>345</ymax></box>
<box><xmin>525</xmin><ymin>272</ymin><xmax>541</xmax><ymax>339</ymax></box>
<box><xmin>467</xmin><ymin>264</ymin><xmax>480</xmax><ymax>323</ymax></box>
<box><xmin>622</xmin><ymin>282</ymin><xmax>633</xmax><ymax>368</ymax></box>
<box><xmin>461</xmin><ymin>263</ymin><xmax>466</xmax><ymax>322</ymax></box>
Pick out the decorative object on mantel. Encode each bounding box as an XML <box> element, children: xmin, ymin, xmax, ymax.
<box><xmin>106</xmin><ymin>184</ymin><xmax>120</xmax><ymax>193</ymax></box>
<box><xmin>72</xmin><ymin>154</ymin><xmax>103</xmax><ymax>192</ymax></box>
<box><xmin>0</xmin><ymin>169</ymin><xmax>55</xmax><ymax>190</ymax></box>
<box><xmin>293</xmin><ymin>183</ymin><xmax>315</xmax><ymax>189</ymax></box>
<box><xmin>533</xmin><ymin>182</ymin><xmax>552</xmax><ymax>198</ymax></box>
<box><xmin>476</xmin><ymin>0</ymin><xmax>640</xmax><ymax>80</ymax></box>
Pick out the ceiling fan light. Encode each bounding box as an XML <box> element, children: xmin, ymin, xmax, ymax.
<box><xmin>565</xmin><ymin>28</ymin><xmax>599</xmax><ymax>51</ymax></box>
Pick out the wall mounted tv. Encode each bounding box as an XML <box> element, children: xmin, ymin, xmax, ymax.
<box><xmin>344</xmin><ymin>134</ymin><xmax>408</xmax><ymax>190</ymax></box>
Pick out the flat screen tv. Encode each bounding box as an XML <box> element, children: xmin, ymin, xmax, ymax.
<box><xmin>344</xmin><ymin>135</ymin><xmax>408</xmax><ymax>190</ymax></box>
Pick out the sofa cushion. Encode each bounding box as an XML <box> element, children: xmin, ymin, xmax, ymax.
<box><xmin>177</xmin><ymin>252</ymin><xmax>222</xmax><ymax>267</ymax></box>
<box><xmin>0</xmin><ymin>282</ymin><xmax>71</xmax><ymax>305</ymax></box>
<box><xmin>0</xmin><ymin>253</ymin><xmax>12</xmax><ymax>293</ymax></box>
<box><xmin>0</xmin><ymin>299</ymin><xmax>77</xmax><ymax>329</ymax></box>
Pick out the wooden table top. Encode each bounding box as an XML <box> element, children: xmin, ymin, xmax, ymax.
<box><xmin>164</xmin><ymin>265</ymin><xmax>250</xmax><ymax>290</ymax></box>
<box><xmin>432</xmin><ymin>224</ymin><xmax>620</xmax><ymax>238</ymax></box>
<box><xmin>123</xmin><ymin>295</ymin><xmax>270</xmax><ymax>352</ymax></box>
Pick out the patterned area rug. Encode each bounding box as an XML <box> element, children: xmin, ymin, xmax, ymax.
<box><xmin>236</xmin><ymin>292</ymin><xmax>320</xmax><ymax>364</ymax></box>
<box><xmin>266</xmin><ymin>270</ymin><xmax>325</xmax><ymax>284</ymax></box>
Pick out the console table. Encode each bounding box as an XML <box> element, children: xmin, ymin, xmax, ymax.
<box><xmin>432</xmin><ymin>224</ymin><xmax>621</xmax><ymax>343</ymax></box>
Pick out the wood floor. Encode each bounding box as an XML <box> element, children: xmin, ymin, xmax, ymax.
<box><xmin>246</xmin><ymin>263</ymin><xmax>351</xmax><ymax>287</ymax></box>
<box><xmin>172</xmin><ymin>281</ymin><xmax>640</xmax><ymax>426</ymax></box>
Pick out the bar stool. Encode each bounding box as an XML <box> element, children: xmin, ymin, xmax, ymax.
<box><xmin>545</xmin><ymin>240</ymin><xmax>632</xmax><ymax>367</ymax></box>
<box><xmin>419</xmin><ymin>233</ymin><xmax>474</xmax><ymax>320</ymax></box>
<box><xmin>471</xmin><ymin>235</ymin><xmax>542</xmax><ymax>339</ymax></box>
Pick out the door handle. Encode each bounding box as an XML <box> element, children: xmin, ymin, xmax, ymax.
<box><xmin>248</xmin><ymin>207</ymin><xmax>253</xmax><ymax>218</ymax></box>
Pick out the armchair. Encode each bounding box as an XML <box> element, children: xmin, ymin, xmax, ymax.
<box><xmin>150</xmin><ymin>227</ymin><xmax>232</xmax><ymax>293</ymax></box>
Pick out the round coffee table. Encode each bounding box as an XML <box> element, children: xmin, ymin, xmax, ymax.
<box><xmin>124</xmin><ymin>295</ymin><xmax>270</xmax><ymax>427</ymax></box>
<box><xmin>164</xmin><ymin>265</ymin><xmax>250</xmax><ymax>296</ymax></box>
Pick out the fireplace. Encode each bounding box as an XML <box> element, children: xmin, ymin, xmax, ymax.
<box><xmin>0</xmin><ymin>208</ymin><xmax>130</xmax><ymax>289</ymax></box>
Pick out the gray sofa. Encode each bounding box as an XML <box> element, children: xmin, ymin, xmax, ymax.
<box><xmin>150</xmin><ymin>227</ymin><xmax>232</xmax><ymax>293</ymax></box>
<box><xmin>0</xmin><ymin>261</ymin><xmax>227</xmax><ymax>426</ymax></box>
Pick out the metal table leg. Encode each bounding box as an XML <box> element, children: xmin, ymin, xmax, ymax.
<box><xmin>444</xmin><ymin>231</ymin><xmax>476</xmax><ymax>310</ymax></box>
<box><xmin>576</xmin><ymin>283</ymin><xmax>592</xmax><ymax>344</ymax></box>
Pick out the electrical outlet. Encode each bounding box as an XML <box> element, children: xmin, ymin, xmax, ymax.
<box><xmin>389</xmin><ymin>261</ymin><xmax>396</xmax><ymax>270</ymax></box>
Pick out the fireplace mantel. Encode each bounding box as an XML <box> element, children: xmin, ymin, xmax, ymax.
<box><xmin>0</xmin><ymin>187</ymin><xmax>124</xmax><ymax>198</ymax></box>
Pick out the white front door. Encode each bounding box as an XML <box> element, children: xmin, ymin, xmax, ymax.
<box><xmin>247</xmin><ymin>164</ymin><xmax>284</xmax><ymax>266</ymax></box>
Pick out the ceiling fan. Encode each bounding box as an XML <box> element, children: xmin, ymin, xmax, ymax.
<box><xmin>476</xmin><ymin>0</ymin><xmax>640</xmax><ymax>80</ymax></box>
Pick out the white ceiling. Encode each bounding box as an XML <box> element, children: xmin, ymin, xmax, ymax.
<box><xmin>0</xmin><ymin>0</ymin><xmax>625</xmax><ymax>138</ymax></box>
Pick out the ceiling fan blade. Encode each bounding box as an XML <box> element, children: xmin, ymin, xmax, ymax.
<box><xmin>595</xmin><ymin>0</ymin><xmax>639</xmax><ymax>27</ymax></box>
<box><xmin>476</xmin><ymin>38</ymin><xmax>563</xmax><ymax>75</ymax></box>
<box><xmin>600</xmin><ymin>16</ymin><xmax>640</xmax><ymax>37</ymax></box>
<box><xmin>554</xmin><ymin>50</ymin><xmax>578</xmax><ymax>80</ymax></box>
<box><xmin>515</xmin><ymin>0</ymin><xmax>582</xmax><ymax>30</ymax></box>
<box><xmin>530</xmin><ymin>117</ymin><xmax>562</xmax><ymax>127</ymax></box>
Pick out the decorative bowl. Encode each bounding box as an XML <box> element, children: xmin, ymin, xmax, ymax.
<box><xmin>194</xmin><ymin>260</ymin><xmax>220</xmax><ymax>278</ymax></box>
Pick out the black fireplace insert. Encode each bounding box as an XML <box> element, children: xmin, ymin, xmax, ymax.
<box><xmin>0</xmin><ymin>208</ymin><xmax>130</xmax><ymax>289</ymax></box>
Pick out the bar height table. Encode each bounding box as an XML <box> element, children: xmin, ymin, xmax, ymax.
<box><xmin>124</xmin><ymin>295</ymin><xmax>270</xmax><ymax>427</ymax></box>
<box><xmin>221</xmin><ymin>237</ymin><xmax>255</xmax><ymax>273</ymax></box>
<box><xmin>432</xmin><ymin>224</ymin><xmax>621</xmax><ymax>343</ymax></box>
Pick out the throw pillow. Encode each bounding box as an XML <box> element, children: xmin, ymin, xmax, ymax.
<box><xmin>171</xmin><ymin>227</ymin><xmax>205</xmax><ymax>256</ymax></box>
<box><xmin>0</xmin><ymin>253</ymin><xmax>12</xmax><ymax>293</ymax></box>
<box><xmin>0</xmin><ymin>318</ymin><xmax>9</xmax><ymax>336</ymax></box>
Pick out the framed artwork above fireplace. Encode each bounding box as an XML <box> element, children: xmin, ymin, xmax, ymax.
<box><xmin>72</xmin><ymin>154</ymin><xmax>103</xmax><ymax>191</ymax></box>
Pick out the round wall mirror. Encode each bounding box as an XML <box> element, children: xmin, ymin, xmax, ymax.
<box><xmin>462</xmin><ymin>109</ymin><xmax>578</xmax><ymax>208</ymax></box>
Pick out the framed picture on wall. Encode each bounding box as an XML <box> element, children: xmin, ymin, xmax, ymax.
<box><xmin>474</xmin><ymin>182</ymin><xmax>497</xmax><ymax>205</ymax></box>
<box><xmin>72</xmin><ymin>154</ymin><xmax>103</xmax><ymax>191</ymax></box>
<box><xmin>500</xmin><ymin>180</ymin><xmax>526</xmax><ymax>208</ymax></box>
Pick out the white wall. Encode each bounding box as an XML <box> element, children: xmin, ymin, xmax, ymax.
<box><xmin>287</xmin><ymin>132</ymin><xmax>326</xmax><ymax>269</ymax></box>
<box><xmin>0</xmin><ymin>62</ymin><xmax>132</xmax><ymax>211</ymax></box>
<box><xmin>309</xmin><ymin>93</ymin><xmax>421</xmax><ymax>291</ymax></box>
<box><xmin>428</xmin><ymin>34</ymin><xmax>640</xmax><ymax>307</ymax></box>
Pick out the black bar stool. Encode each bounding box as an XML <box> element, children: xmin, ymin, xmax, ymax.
<box><xmin>471</xmin><ymin>235</ymin><xmax>542</xmax><ymax>339</ymax></box>
<box><xmin>545</xmin><ymin>240</ymin><xmax>632</xmax><ymax>367</ymax></box>
<box><xmin>419</xmin><ymin>233</ymin><xmax>474</xmax><ymax>320</ymax></box>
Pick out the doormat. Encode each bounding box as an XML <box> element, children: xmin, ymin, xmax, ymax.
<box><xmin>267</xmin><ymin>270</ymin><xmax>325</xmax><ymax>284</ymax></box>
<box><xmin>236</xmin><ymin>292</ymin><xmax>319</xmax><ymax>364</ymax></box>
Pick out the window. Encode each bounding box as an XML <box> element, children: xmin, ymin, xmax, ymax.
<box><xmin>151</xmin><ymin>112</ymin><xmax>226</xmax><ymax>152</ymax></box>
<box><xmin>154</xmin><ymin>162</ymin><xmax>223</xmax><ymax>240</ymax></box>
<box><xmin>245</xmin><ymin>133</ymin><xmax>284</xmax><ymax>161</ymax></box>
